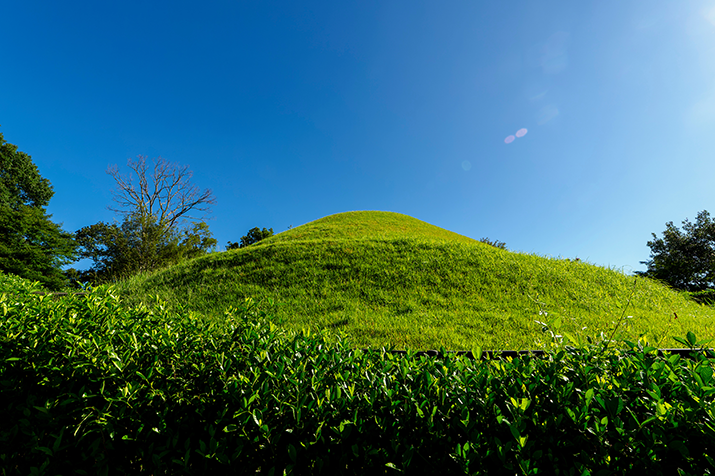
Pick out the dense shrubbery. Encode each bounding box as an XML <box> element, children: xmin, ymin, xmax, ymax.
<box><xmin>1</xmin><ymin>272</ymin><xmax>715</xmax><ymax>475</ymax></box>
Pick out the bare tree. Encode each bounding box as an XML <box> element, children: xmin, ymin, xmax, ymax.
<box><xmin>107</xmin><ymin>155</ymin><xmax>216</xmax><ymax>231</ymax></box>
<box><xmin>84</xmin><ymin>156</ymin><xmax>219</xmax><ymax>277</ymax></box>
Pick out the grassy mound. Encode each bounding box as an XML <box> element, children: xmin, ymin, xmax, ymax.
<box><xmin>113</xmin><ymin>211</ymin><xmax>715</xmax><ymax>350</ymax></box>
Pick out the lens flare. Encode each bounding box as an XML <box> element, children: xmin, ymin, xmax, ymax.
<box><xmin>461</xmin><ymin>160</ymin><xmax>472</xmax><ymax>171</ymax></box>
<box><xmin>515</xmin><ymin>128</ymin><xmax>528</xmax><ymax>138</ymax></box>
<box><xmin>504</xmin><ymin>135</ymin><xmax>515</xmax><ymax>144</ymax></box>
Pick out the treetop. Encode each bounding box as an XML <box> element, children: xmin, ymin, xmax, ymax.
<box><xmin>0</xmin><ymin>132</ymin><xmax>54</xmax><ymax>210</ymax></box>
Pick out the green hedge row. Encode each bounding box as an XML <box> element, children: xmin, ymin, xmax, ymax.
<box><xmin>1</xmin><ymin>274</ymin><xmax>715</xmax><ymax>475</ymax></box>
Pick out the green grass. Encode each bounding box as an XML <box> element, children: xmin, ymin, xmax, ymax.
<box><xmin>112</xmin><ymin>210</ymin><xmax>715</xmax><ymax>350</ymax></box>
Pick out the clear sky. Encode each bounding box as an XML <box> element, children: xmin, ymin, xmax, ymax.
<box><xmin>2</xmin><ymin>0</ymin><xmax>715</xmax><ymax>274</ymax></box>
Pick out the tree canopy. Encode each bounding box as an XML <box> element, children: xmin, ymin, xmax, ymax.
<box><xmin>0</xmin><ymin>131</ymin><xmax>76</xmax><ymax>289</ymax></box>
<box><xmin>74</xmin><ymin>214</ymin><xmax>216</xmax><ymax>284</ymax></box>
<box><xmin>227</xmin><ymin>227</ymin><xmax>274</xmax><ymax>250</ymax></box>
<box><xmin>637</xmin><ymin>210</ymin><xmax>715</xmax><ymax>292</ymax></box>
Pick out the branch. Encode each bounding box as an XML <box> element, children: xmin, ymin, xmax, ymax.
<box><xmin>107</xmin><ymin>156</ymin><xmax>216</xmax><ymax>231</ymax></box>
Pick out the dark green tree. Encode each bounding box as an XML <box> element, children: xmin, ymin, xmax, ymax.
<box><xmin>227</xmin><ymin>227</ymin><xmax>274</xmax><ymax>250</ymax></box>
<box><xmin>73</xmin><ymin>221</ymin><xmax>130</xmax><ymax>284</ymax></box>
<box><xmin>0</xmin><ymin>131</ymin><xmax>76</xmax><ymax>289</ymax></box>
<box><xmin>75</xmin><ymin>214</ymin><xmax>216</xmax><ymax>284</ymax></box>
<box><xmin>637</xmin><ymin>210</ymin><xmax>715</xmax><ymax>292</ymax></box>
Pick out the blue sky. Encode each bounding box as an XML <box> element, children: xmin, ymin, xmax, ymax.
<box><xmin>2</xmin><ymin>0</ymin><xmax>715</xmax><ymax>273</ymax></box>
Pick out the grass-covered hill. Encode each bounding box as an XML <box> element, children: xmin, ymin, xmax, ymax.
<box><xmin>113</xmin><ymin>211</ymin><xmax>715</xmax><ymax>350</ymax></box>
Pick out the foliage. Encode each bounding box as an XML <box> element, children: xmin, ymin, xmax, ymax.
<box><xmin>0</xmin><ymin>131</ymin><xmax>77</xmax><ymax>289</ymax></box>
<box><xmin>687</xmin><ymin>289</ymin><xmax>715</xmax><ymax>306</ymax></box>
<box><xmin>114</xmin><ymin>211</ymin><xmax>715</xmax><ymax>351</ymax></box>
<box><xmin>179</xmin><ymin>221</ymin><xmax>217</xmax><ymax>258</ymax></box>
<box><xmin>227</xmin><ymin>227</ymin><xmax>274</xmax><ymax>250</ymax></box>
<box><xmin>637</xmin><ymin>210</ymin><xmax>715</xmax><ymax>292</ymax></box>
<box><xmin>73</xmin><ymin>214</ymin><xmax>216</xmax><ymax>285</ymax></box>
<box><xmin>1</xmin><ymin>281</ymin><xmax>714</xmax><ymax>475</ymax></box>
<box><xmin>479</xmin><ymin>237</ymin><xmax>507</xmax><ymax>250</ymax></box>
<box><xmin>0</xmin><ymin>268</ymin><xmax>44</xmax><ymax>294</ymax></box>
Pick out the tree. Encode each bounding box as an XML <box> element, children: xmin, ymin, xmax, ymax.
<box><xmin>637</xmin><ymin>210</ymin><xmax>715</xmax><ymax>292</ymax></box>
<box><xmin>227</xmin><ymin>227</ymin><xmax>274</xmax><ymax>250</ymax></box>
<box><xmin>0</xmin><ymin>131</ymin><xmax>76</xmax><ymax>289</ymax></box>
<box><xmin>74</xmin><ymin>156</ymin><xmax>217</xmax><ymax>283</ymax></box>
<box><xmin>73</xmin><ymin>220</ymin><xmax>132</xmax><ymax>284</ymax></box>
<box><xmin>74</xmin><ymin>214</ymin><xmax>216</xmax><ymax>284</ymax></box>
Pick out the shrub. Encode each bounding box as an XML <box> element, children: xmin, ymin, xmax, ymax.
<box><xmin>479</xmin><ymin>237</ymin><xmax>506</xmax><ymax>250</ymax></box>
<box><xmin>1</xmin><ymin>282</ymin><xmax>714</xmax><ymax>475</ymax></box>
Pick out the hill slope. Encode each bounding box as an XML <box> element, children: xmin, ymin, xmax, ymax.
<box><xmin>113</xmin><ymin>211</ymin><xmax>714</xmax><ymax>350</ymax></box>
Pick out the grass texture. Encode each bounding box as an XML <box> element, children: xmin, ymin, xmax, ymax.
<box><xmin>113</xmin><ymin>211</ymin><xmax>715</xmax><ymax>350</ymax></box>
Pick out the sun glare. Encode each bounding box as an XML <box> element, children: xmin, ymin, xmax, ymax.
<box><xmin>704</xmin><ymin>6</ymin><xmax>715</xmax><ymax>26</ymax></box>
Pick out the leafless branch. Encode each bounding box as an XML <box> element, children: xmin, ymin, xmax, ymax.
<box><xmin>107</xmin><ymin>156</ymin><xmax>216</xmax><ymax>231</ymax></box>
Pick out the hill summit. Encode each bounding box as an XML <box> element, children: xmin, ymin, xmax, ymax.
<box><xmin>258</xmin><ymin>211</ymin><xmax>479</xmax><ymax>245</ymax></box>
